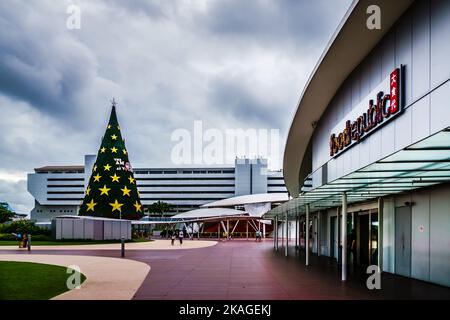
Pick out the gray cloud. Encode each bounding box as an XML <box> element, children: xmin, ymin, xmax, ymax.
<box><xmin>0</xmin><ymin>0</ymin><xmax>352</xmax><ymax>213</ymax></box>
<box><xmin>208</xmin><ymin>76</ymin><xmax>286</xmax><ymax>130</ymax></box>
<box><xmin>0</xmin><ymin>1</ymin><xmax>98</xmax><ymax>122</ymax></box>
<box><xmin>0</xmin><ymin>179</ymin><xmax>31</xmax><ymax>214</ymax></box>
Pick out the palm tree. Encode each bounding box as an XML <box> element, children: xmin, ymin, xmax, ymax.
<box><xmin>148</xmin><ymin>201</ymin><xmax>172</xmax><ymax>218</ymax></box>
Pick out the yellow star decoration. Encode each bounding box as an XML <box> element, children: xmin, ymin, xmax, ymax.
<box><xmin>103</xmin><ymin>164</ymin><xmax>112</xmax><ymax>171</ymax></box>
<box><xmin>100</xmin><ymin>147</ymin><xmax>106</xmax><ymax>153</ymax></box>
<box><xmin>121</xmin><ymin>186</ymin><xmax>131</xmax><ymax>197</ymax></box>
<box><xmin>117</xmin><ymin>125</ymin><xmax>121</xmax><ymax>130</ymax></box>
<box><xmin>109</xmin><ymin>199</ymin><xmax>123</xmax><ymax>212</ymax></box>
<box><xmin>93</xmin><ymin>165</ymin><xmax>97</xmax><ymax>172</ymax></box>
<box><xmin>85</xmin><ymin>186</ymin><xmax>91</xmax><ymax>195</ymax></box>
<box><xmin>111</xmin><ymin>147</ymin><xmax>118</xmax><ymax>153</ymax></box>
<box><xmin>133</xmin><ymin>201</ymin><xmax>142</xmax><ymax>212</ymax></box>
<box><xmin>99</xmin><ymin>184</ymin><xmax>111</xmax><ymax>196</ymax></box>
<box><xmin>122</xmin><ymin>149</ymin><xmax>127</xmax><ymax>155</ymax></box>
<box><xmin>111</xmin><ymin>134</ymin><xmax>118</xmax><ymax>140</ymax></box>
<box><xmin>128</xmin><ymin>176</ymin><xmax>135</xmax><ymax>184</ymax></box>
<box><xmin>93</xmin><ymin>173</ymin><xmax>101</xmax><ymax>182</ymax></box>
<box><xmin>107</xmin><ymin>124</ymin><xmax>111</xmax><ymax>129</ymax></box>
<box><xmin>110</xmin><ymin>173</ymin><xmax>120</xmax><ymax>182</ymax></box>
<box><xmin>86</xmin><ymin>199</ymin><xmax>97</xmax><ymax>212</ymax></box>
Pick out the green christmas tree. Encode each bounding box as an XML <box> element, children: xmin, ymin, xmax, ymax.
<box><xmin>79</xmin><ymin>100</ymin><xmax>143</xmax><ymax>220</ymax></box>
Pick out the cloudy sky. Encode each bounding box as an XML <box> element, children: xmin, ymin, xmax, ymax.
<box><xmin>0</xmin><ymin>0</ymin><xmax>351</xmax><ymax>213</ymax></box>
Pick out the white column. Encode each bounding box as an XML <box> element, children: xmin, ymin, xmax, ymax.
<box><xmin>295</xmin><ymin>214</ymin><xmax>298</xmax><ymax>250</ymax></box>
<box><xmin>218</xmin><ymin>223</ymin><xmax>220</xmax><ymax>240</ymax></box>
<box><xmin>226</xmin><ymin>219</ymin><xmax>230</xmax><ymax>240</ymax></box>
<box><xmin>274</xmin><ymin>216</ymin><xmax>278</xmax><ymax>251</ymax></box>
<box><xmin>305</xmin><ymin>204</ymin><xmax>310</xmax><ymax>266</ymax></box>
<box><xmin>378</xmin><ymin>197</ymin><xmax>384</xmax><ymax>271</ymax></box>
<box><xmin>263</xmin><ymin>223</ymin><xmax>266</xmax><ymax>238</ymax></box>
<box><xmin>341</xmin><ymin>192</ymin><xmax>348</xmax><ymax>281</ymax></box>
<box><xmin>197</xmin><ymin>222</ymin><xmax>200</xmax><ymax>240</ymax></box>
<box><xmin>285</xmin><ymin>212</ymin><xmax>289</xmax><ymax>257</ymax></box>
<box><xmin>247</xmin><ymin>220</ymin><xmax>249</xmax><ymax>241</ymax></box>
<box><xmin>317</xmin><ymin>211</ymin><xmax>321</xmax><ymax>257</ymax></box>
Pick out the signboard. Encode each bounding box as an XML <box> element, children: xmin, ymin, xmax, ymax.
<box><xmin>329</xmin><ymin>66</ymin><xmax>404</xmax><ymax>157</ymax></box>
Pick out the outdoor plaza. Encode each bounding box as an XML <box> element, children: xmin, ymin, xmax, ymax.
<box><xmin>1</xmin><ymin>238</ymin><xmax>449</xmax><ymax>300</ymax></box>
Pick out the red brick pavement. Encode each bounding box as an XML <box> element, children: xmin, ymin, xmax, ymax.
<box><xmin>2</xmin><ymin>239</ymin><xmax>449</xmax><ymax>300</ymax></box>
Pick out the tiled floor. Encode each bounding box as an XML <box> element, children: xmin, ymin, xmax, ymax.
<box><xmin>3</xmin><ymin>239</ymin><xmax>449</xmax><ymax>300</ymax></box>
<box><xmin>128</xmin><ymin>239</ymin><xmax>450</xmax><ymax>300</ymax></box>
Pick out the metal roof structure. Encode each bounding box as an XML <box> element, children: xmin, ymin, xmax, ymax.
<box><xmin>202</xmin><ymin>193</ymin><xmax>289</xmax><ymax>208</ymax></box>
<box><xmin>172</xmin><ymin>208</ymin><xmax>246</xmax><ymax>219</ymax></box>
<box><xmin>265</xmin><ymin>127</ymin><xmax>450</xmax><ymax>219</ymax></box>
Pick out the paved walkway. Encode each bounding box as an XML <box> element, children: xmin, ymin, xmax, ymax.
<box><xmin>129</xmin><ymin>240</ymin><xmax>450</xmax><ymax>300</ymax></box>
<box><xmin>0</xmin><ymin>239</ymin><xmax>217</xmax><ymax>251</ymax></box>
<box><xmin>1</xmin><ymin>239</ymin><xmax>449</xmax><ymax>300</ymax></box>
<box><xmin>0</xmin><ymin>254</ymin><xmax>150</xmax><ymax>300</ymax></box>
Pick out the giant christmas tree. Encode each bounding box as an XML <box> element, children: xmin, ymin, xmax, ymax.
<box><xmin>79</xmin><ymin>100</ymin><xmax>143</xmax><ymax>220</ymax></box>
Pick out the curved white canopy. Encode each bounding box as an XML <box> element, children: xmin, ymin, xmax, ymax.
<box><xmin>202</xmin><ymin>193</ymin><xmax>289</xmax><ymax>208</ymax></box>
<box><xmin>282</xmin><ymin>0</ymin><xmax>413</xmax><ymax>196</ymax></box>
<box><xmin>172</xmin><ymin>208</ymin><xmax>246</xmax><ymax>219</ymax></box>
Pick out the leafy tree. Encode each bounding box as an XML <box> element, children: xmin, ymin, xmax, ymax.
<box><xmin>0</xmin><ymin>205</ymin><xmax>15</xmax><ymax>224</ymax></box>
<box><xmin>148</xmin><ymin>201</ymin><xmax>172</xmax><ymax>217</ymax></box>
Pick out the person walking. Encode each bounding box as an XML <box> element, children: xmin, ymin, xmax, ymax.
<box><xmin>178</xmin><ymin>230</ymin><xmax>184</xmax><ymax>245</ymax></box>
<box><xmin>171</xmin><ymin>232</ymin><xmax>176</xmax><ymax>246</ymax></box>
<box><xmin>22</xmin><ymin>234</ymin><xmax>28</xmax><ymax>249</ymax></box>
<box><xmin>15</xmin><ymin>233</ymin><xmax>22</xmax><ymax>248</ymax></box>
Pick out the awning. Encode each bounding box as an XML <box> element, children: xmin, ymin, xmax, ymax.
<box><xmin>265</xmin><ymin>127</ymin><xmax>450</xmax><ymax>219</ymax></box>
<box><xmin>202</xmin><ymin>193</ymin><xmax>289</xmax><ymax>207</ymax></box>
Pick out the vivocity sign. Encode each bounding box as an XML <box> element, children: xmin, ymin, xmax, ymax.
<box><xmin>329</xmin><ymin>66</ymin><xmax>403</xmax><ymax>157</ymax></box>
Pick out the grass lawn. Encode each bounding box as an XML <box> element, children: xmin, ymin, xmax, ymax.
<box><xmin>0</xmin><ymin>238</ymin><xmax>152</xmax><ymax>246</ymax></box>
<box><xmin>0</xmin><ymin>261</ymin><xmax>86</xmax><ymax>300</ymax></box>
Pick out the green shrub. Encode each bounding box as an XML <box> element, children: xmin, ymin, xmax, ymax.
<box><xmin>0</xmin><ymin>233</ymin><xmax>17</xmax><ymax>240</ymax></box>
<box><xmin>29</xmin><ymin>235</ymin><xmax>52</xmax><ymax>241</ymax></box>
<box><xmin>0</xmin><ymin>220</ymin><xmax>51</xmax><ymax>236</ymax></box>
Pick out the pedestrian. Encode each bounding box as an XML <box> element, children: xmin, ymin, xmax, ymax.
<box><xmin>15</xmin><ymin>233</ymin><xmax>22</xmax><ymax>248</ymax></box>
<box><xmin>22</xmin><ymin>234</ymin><xmax>28</xmax><ymax>249</ymax></box>
<box><xmin>179</xmin><ymin>230</ymin><xmax>184</xmax><ymax>245</ymax></box>
<box><xmin>171</xmin><ymin>232</ymin><xmax>176</xmax><ymax>246</ymax></box>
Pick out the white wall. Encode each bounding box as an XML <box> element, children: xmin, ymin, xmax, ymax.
<box><xmin>383</xmin><ymin>186</ymin><xmax>450</xmax><ymax>287</ymax></box>
<box><xmin>312</xmin><ymin>0</ymin><xmax>450</xmax><ymax>182</ymax></box>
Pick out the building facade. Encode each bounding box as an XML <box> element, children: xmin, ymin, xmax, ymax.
<box><xmin>28</xmin><ymin>156</ymin><xmax>286</xmax><ymax>223</ymax></box>
<box><xmin>268</xmin><ymin>0</ymin><xmax>450</xmax><ymax>287</ymax></box>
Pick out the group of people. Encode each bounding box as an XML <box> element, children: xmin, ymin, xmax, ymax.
<box><xmin>13</xmin><ymin>233</ymin><xmax>29</xmax><ymax>248</ymax></box>
<box><xmin>170</xmin><ymin>230</ymin><xmax>184</xmax><ymax>245</ymax></box>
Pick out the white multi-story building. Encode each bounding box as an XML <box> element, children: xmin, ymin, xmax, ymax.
<box><xmin>28</xmin><ymin>156</ymin><xmax>286</xmax><ymax>222</ymax></box>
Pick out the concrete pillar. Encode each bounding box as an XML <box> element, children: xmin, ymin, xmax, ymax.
<box><xmin>317</xmin><ymin>211</ymin><xmax>321</xmax><ymax>257</ymax></box>
<box><xmin>305</xmin><ymin>204</ymin><xmax>310</xmax><ymax>266</ymax></box>
<box><xmin>378</xmin><ymin>197</ymin><xmax>384</xmax><ymax>271</ymax></box>
<box><xmin>285</xmin><ymin>212</ymin><xmax>288</xmax><ymax>257</ymax></box>
<box><xmin>226</xmin><ymin>219</ymin><xmax>230</xmax><ymax>240</ymax></box>
<box><xmin>274</xmin><ymin>216</ymin><xmax>278</xmax><ymax>251</ymax></box>
<box><xmin>218</xmin><ymin>223</ymin><xmax>220</xmax><ymax>240</ymax></box>
<box><xmin>295</xmin><ymin>214</ymin><xmax>298</xmax><ymax>250</ymax></box>
<box><xmin>197</xmin><ymin>222</ymin><xmax>200</xmax><ymax>240</ymax></box>
<box><xmin>263</xmin><ymin>223</ymin><xmax>266</xmax><ymax>238</ymax></box>
<box><xmin>247</xmin><ymin>220</ymin><xmax>249</xmax><ymax>241</ymax></box>
<box><xmin>341</xmin><ymin>192</ymin><xmax>348</xmax><ymax>281</ymax></box>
